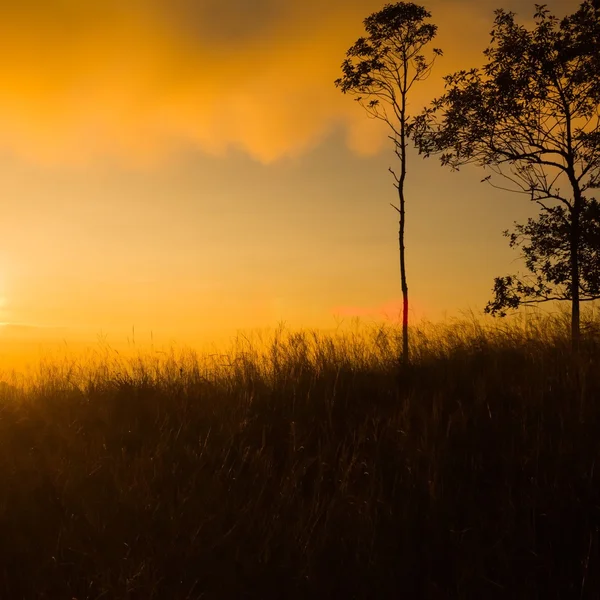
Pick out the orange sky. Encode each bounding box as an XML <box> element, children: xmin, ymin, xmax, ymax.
<box><xmin>0</xmin><ymin>0</ymin><xmax>581</xmax><ymax>368</ymax></box>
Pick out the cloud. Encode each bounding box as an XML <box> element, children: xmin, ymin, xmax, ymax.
<box><xmin>0</xmin><ymin>0</ymin><xmax>577</xmax><ymax>166</ymax></box>
<box><xmin>159</xmin><ymin>0</ymin><xmax>284</xmax><ymax>44</ymax></box>
<box><xmin>0</xmin><ymin>0</ymin><xmax>375</xmax><ymax>165</ymax></box>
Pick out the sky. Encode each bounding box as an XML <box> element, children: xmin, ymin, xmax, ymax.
<box><xmin>0</xmin><ymin>0</ymin><xmax>582</xmax><ymax>367</ymax></box>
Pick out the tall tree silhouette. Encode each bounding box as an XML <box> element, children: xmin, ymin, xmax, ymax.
<box><xmin>414</xmin><ymin>1</ymin><xmax>600</xmax><ymax>352</ymax></box>
<box><xmin>335</xmin><ymin>2</ymin><xmax>441</xmax><ymax>364</ymax></box>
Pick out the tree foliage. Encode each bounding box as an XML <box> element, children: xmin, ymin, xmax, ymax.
<box><xmin>415</xmin><ymin>1</ymin><xmax>600</xmax><ymax>194</ymax></box>
<box><xmin>335</xmin><ymin>3</ymin><xmax>441</xmax><ymax>129</ymax></box>
<box><xmin>487</xmin><ymin>198</ymin><xmax>600</xmax><ymax>316</ymax></box>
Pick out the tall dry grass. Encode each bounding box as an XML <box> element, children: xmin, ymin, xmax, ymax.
<box><xmin>0</xmin><ymin>313</ymin><xmax>599</xmax><ymax>599</ymax></box>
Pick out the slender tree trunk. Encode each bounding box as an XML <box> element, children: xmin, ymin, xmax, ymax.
<box><xmin>399</xmin><ymin>187</ymin><xmax>409</xmax><ymax>364</ymax></box>
<box><xmin>571</xmin><ymin>191</ymin><xmax>581</xmax><ymax>354</ymax></box>
<box><xmin>398</xmin><ymin>83</ymin><xmax>409</xmax><ymax>365</ymax></box>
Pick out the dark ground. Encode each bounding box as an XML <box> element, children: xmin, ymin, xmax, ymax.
<box><xmin>1</xmin><ymin>319</ymin><xmax>599</xmax><ymax>599</ymax></box>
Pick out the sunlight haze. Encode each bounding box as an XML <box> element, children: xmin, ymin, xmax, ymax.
<box><xmin>0</xmin><ymin>0</ymin><xmax>580</xmax><ymax>368</ymax></box>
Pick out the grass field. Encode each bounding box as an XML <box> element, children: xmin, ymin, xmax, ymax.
<box><xmin>1</xmin><ymin>314</ymin><xmax>599</xmax><ymax>599</ymax></box>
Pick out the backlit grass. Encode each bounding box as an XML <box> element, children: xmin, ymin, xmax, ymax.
<box><xmin>1</xmin><ymin>313</ymin><xmax>599</xmax><ymax>598</ymax></box>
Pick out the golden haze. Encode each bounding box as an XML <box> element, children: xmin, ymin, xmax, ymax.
<box><xmin>0</xmin><ymin>0</ymin><xmax>580</xmax><ymax>369</ymax></box>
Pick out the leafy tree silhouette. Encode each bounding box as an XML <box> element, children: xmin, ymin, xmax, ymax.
<box><xmin>486</xmin><ymin>199</ymin><xmax>600</xmax><ymax>318</ymax></box>
<box><xmin>414</xmin><ymin>1</ymin><xmax>600</xmax><ymax>352</ymax></box>
<box><xmin>335</xmin><ymin>2</ymin><xmax>441</xmax><ymax>365</ymax></box>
